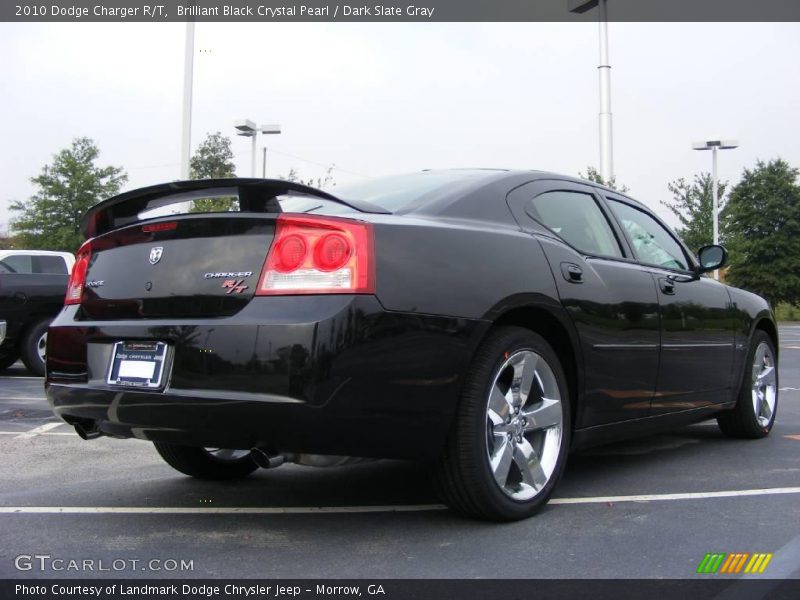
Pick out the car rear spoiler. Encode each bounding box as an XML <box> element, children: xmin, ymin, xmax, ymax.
<box><xmin>81</xmin><ymin>178</ymin><xmax>390</xmax><ymax>238</ymax></box>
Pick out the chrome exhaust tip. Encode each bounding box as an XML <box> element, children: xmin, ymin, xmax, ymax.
<box><xmin>74</xmin><ymin>422</ymin><xmax>103</xmax><ymax>440</ymax></box>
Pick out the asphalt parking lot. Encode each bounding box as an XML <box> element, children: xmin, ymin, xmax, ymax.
<box><xmin>1</xmin><ymin>326</ymin><xmax>799</xmax><ymax>580</ymax></box>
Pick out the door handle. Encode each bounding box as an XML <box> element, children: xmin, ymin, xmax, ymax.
<box><xmin>659</xmin><ymin>277</ymin><xmax>676</xmax><ymax>295</ymax></box>
<box><xmin>560</xmin><ymin>263</ymin><xmax>584</xmax><ymax>284</ymax></box>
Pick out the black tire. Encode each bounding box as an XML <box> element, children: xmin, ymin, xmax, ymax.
<box><xmin>0</xmin><ymin>351</ymin><xmax>20</xmax><ymax>372</ymax></box>
<box><xmin>153</xmin><ymin>442</ymin><xmax>259</xmax><ymax>480</ymax></box>
<box><xmin>717</xmin><ymin>330</ymin><xmax>778</xmax><ymax>439</ymax></box>
<box><xmin>20</xmin><ymin>319</ymin><xmax>50</xmax><ymax>377</ymax></box>
<box><xmin>434</xmin><ymin>326</ymin><xmax>571</xmax><ymax>521</ymax></box>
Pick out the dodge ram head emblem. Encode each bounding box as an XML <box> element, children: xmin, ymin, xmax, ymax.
<box><xmin>149</xmin><ymin>246</ymin><xmax>163</xmax><ymax>265</ymax></box>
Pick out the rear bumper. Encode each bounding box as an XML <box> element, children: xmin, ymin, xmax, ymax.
<box><xmin>46</xmin><ymin>296</ymin><xmax>487</xmax><ymax>460</ymax></box>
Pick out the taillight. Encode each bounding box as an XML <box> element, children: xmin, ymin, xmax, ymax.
<box><xmin>257</xmin><ymin>214</ymin><xmax>375</xmax><ymax>295</ymax></box>
<box><xmin>65</xmin><ymin>240</ymin><xmax>92</xmax><ymax>305</ymax></box>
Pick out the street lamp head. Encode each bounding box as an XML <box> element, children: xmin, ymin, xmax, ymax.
<box><xmin>260</xmin><ymin>124</ymin><xmax>282</xmax><ymax>135</ymax></box>
<box><xmin>692</xmin><ymin>139</ymin><xmax>740</xmax><ymax>151</ymax></box>
<box><xmin>234</xmin><ymin>119</ymin><xmax>257</xmax><ymax>136</ymax></box>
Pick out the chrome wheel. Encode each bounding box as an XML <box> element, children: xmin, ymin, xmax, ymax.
<box><xmin>37</xmin><ymin>332</ymin><xmax>47</xmax><ymax>364</ymax></box>
<box><xmin>203</xmin><ymin>448</ymin><xmax>251</xmax><ymax>461</ymax></box>
<box><xmin>485</xmin><ymin>349</ymin><xmax>563</xmax><ymax>501</ymax></box>
<box><xmin>751</xmin><ymin>341</ymin><xmax>777</xmax><ymax>428</ymax></box>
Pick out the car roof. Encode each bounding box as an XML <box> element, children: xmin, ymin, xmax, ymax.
<box><xmin>484</xmin><ymin>169</ymin><xmax>648</xmax><ymax>208</ymax></box>
<box><xmin>394</xmin><ymin>169</ymin><xmax>651</xmax><ymax>214</ymax></box>
<box><xmin>0</xmin><ymin>250</ymin><xmax>75</xmax><ymax>258</ymax></box>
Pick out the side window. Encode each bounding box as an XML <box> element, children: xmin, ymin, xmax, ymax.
<box><xmin>1</xmin><ymin>254</ymin><xmax>33</xmax><ymax>274</ymax></box>
<box><xmin>33</xmin><ymin>255</ymin><xmax>68</xmax><ymax>274</ymax></box>
<box><xmin>608</xmin><ymin>200</ymin><xmax>688</xmax><ymax>271</ymax></box>
<box><xmin>528</xmin><ymin>190</ymin><xmax>622</xmax><ymax>258</ymax></box>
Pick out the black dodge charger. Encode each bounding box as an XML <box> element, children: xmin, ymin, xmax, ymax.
<box><xmin>46</xmin><ymin>170</ymin><xmax>778</xmax><ymax>521</ymax></box>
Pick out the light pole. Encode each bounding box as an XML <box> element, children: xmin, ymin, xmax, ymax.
<box><xmin>569</xmin><ymin>0</ymin><xmax>614</xmax><ymax>183</ymax></box>
<box><xmin>234</xmin><ymin>120</ymin><xmax>281</xmax><ymax>177</ymax></box>
<box><xmin>692</xmin><ymin>139</ymin><xmax>739</xmax><ymax>280</ymax></box>
<box><xmin>180</xmin><ymin>22</ymin><xmax>195</xmax><ymax>180</ymax></box>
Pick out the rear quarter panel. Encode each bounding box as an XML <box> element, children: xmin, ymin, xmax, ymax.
<box><xmin>371</xmin><ymin>215</ymin><xmax>560</xmax><ymax>320</ymax></box>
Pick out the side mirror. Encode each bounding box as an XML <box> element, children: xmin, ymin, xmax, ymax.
<box><xmin>696</xmin><ymin>244</ymin><xmax>727</xmax><ymax>274</ymax></box>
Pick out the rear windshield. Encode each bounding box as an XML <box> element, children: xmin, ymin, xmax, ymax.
<box><xmin>332</xmin><ymin>170</ymin><xmax>498</xmax><ymax>212</ymax></box>
<box><xmin>128</xmin><ymin>171</ymin><xmax>497</xmax><ymax>223</ymax></box>
<box><xmin>136</xmin><ymin>189</ymin><xmax>355</xmax><ymax>220</ymax></box>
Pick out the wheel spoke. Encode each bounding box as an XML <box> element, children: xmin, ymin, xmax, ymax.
<box><xmin>522</xmin><ymin>398</ymin><xmax>562</xmax><ymax>432</ymax></box>
<box><xmin>490</xmin><ymin>438</ymin><xmax>514</xmax><ymax>487</ymax></box>
<box><xmin>759</xmin><ymin>396</ymin><xmax>773</xmax><ymax>422</ymax></box>
<box><xmin>756</xmin><ymin>365</ymin><xmax>775</xmax><ymax>387</ymax></box>
<box><xmin>510</xmin><ymin>352</ymin><xmax>538</xmax><ymax>408</ymax></box>
<box><xmin>492</xmin><ymin>422</ymin><xmax>515</xmax><ymax>434</ymax></box>
<box><xmin>754</xmin><ymin>343</ymin><xmax>767</xmax><ymax>367</ymax></box>
<box><xmin>488</xmin><ymin>385</ymin><xmax>512</xmax><ymax>427</ymax></box>
<box><xmin>514</xmin><ymin>439</ymin><xmax>548</xmax><ymax>491</ymax></box>
<box><xmin>751</xmin><ymin>345</ymin><xmax>766</xmax><ymax>380</ymax></box>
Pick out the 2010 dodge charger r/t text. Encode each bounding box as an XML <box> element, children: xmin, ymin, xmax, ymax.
<box><xmin>46</xmin><ymin>170</ymin><xmax>779</xmax><ymax>521</ymax></box>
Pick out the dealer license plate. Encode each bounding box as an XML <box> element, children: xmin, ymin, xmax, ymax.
<box><xmin>107</xmin><ymin>341</ymin><xmax>168</xmax><ymax>388</ymax></box>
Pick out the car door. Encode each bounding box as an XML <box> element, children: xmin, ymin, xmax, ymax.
<box><xmin>507</xmin><ymin>180</ymin><xmax>661</xmax><ymax>428</ymax></box>
<box><xmin>603</xmin><ymin>196</ymin><xmax>735</xmax><ymax>411</ymax></box>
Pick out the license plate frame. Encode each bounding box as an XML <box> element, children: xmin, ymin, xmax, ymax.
<box><xmin>106</xmin><ymin>341</ymin><xmax>169</xmax><ymax>389</ymax></box>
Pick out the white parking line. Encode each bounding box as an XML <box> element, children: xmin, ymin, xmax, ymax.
<box><xmin>14</xmin><ymin>422</ymin><xmax>63</xmax><ymax>439</ymax></box>
<box><xmin>0</xmin><ymin>486</ymin><xmax>798</xmax><ymax>514</ymax></box>
<box><xmin>549</xmin><ymin>486</ymin><xmax>800</xmax><ymax>504</ymax></box>
<box><xmin>0</xmin><ymin>505</ymin><xmax>448</xmax><ymax>514</ymax></box>
<box><xmin>0</xmin><ymin>431</ymin><xmax>73</xmax><ymax>436</ymax></box>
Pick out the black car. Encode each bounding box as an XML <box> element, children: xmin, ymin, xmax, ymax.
<box><xmin>46</xmin><ymin>170</ymin><xmax>778</xmax><ymax>521</ymax></box>
<box><xmin>1</xmin><ymin>251</ymin><xmax>73</xmax><ymax>376</ymax></box>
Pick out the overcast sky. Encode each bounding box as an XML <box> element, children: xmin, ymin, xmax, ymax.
<box><xmin>1</xmin><ymin>21</ymin><xmax>799</xmax><ymax>237</ymax></box>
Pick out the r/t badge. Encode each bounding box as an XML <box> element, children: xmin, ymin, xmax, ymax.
<box><xmin>221</xmin><ymin>279</ymin><xmax>248</xmax><ymax>294</ymax></box>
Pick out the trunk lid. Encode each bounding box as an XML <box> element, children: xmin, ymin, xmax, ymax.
<box><xmin>81</xmin><ymin>215</ymin><xmax>274</xmax><ymax>319</ymax></box>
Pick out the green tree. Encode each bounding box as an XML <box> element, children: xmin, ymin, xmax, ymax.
<box><xmin>661</xmin><ymin>173</ymin><xmax>728</xmax><ymax>252</ymax></box>
<box><xmin>579</xmin><ymin>166</ymin><xmax>629</xmax><ymax>193</ymax></box>
<box><xmin>282</xmin><ymin>166</ymin><xmax>335</xmax><ymax>190</ymax></box>
<box><xmin>189</xmin><ymin>132</ymin><xmax>237</xmax><ymax>212</ymax></box>
<box><xmin>723</xmin><ymin>158</ymin><xmax>800</xmax><ymax>307</ymax></box>
<box><xmin>10</xmin><ymin>137</ymin><xmax>127</xmax><ymax>252</ymax></box>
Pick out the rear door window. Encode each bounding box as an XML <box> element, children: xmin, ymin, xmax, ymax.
<box><xmin>528</xmin><ymin>190</ymin><xmax>622</xmax><ymax>258</ymax></box>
